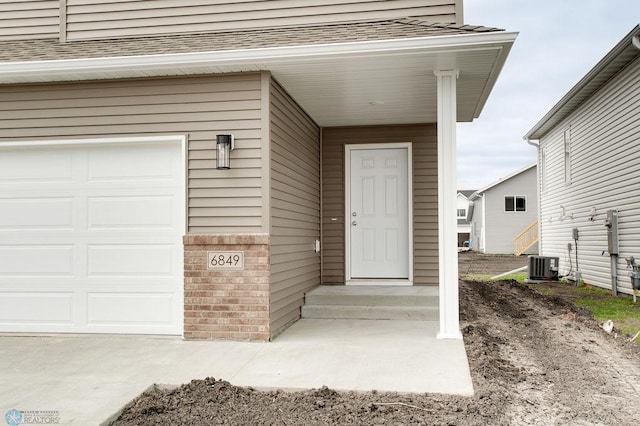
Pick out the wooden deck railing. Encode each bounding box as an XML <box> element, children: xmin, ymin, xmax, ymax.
<box><xmin>513</xmin><ymin>220</ymin><xmax>539</xmax><ymax>256</ymax></box>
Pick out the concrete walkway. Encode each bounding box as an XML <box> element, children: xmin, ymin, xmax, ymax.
<box><xmin>0</xmin><ymin>319</ymin><xmax>473</xmax><ymax>425</ymax></box>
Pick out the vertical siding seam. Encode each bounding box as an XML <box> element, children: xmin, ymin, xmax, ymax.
<box><xmin>260</xmin><ymin>71</ymin><xmax>271</xmax><ymax>235</ymax></box>
<box><xmin>319</xmin><ymin>127</ymin><xmax>324</xmax><ymax>284</ymax></box>
<box><xmin>183</xmin><ymin>133</ymin><xmax>190</xmax><ymax>235</ymax></box>
<box><xmin>59</xmin><ymin>0</ymin><xmax>67</xmax><ymax>43</ymax></box>
<box><xmin>454</xmin><ymin>0</ymin><xmax>463</xmax><ymax>25</ymax></box>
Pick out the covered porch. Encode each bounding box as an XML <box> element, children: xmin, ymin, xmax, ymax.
<box><xmin>271</xmin><ymin>25</ymin><xmax>516</xmax><ymax>339</ymax></box>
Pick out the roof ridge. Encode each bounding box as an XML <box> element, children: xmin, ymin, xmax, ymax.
<box><xmin>393</xmin><ymin>18</ymin><xmax>504</xmax><ymax>33</ymax></box>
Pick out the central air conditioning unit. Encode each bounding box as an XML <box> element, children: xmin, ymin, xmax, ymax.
<box><xmin>527</xmin><ymin>256</ymin><xmax>559</xmax><ymax>281</ymax></box>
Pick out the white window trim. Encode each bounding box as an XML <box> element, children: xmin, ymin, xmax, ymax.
<box><xmin>504</xmin><ymin>195</ymin><xmax>527</xmax><ymax>213</ymax></box>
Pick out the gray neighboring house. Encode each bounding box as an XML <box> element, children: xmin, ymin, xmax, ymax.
<box><xmin>469</xmin><ymin>164</ymin><xmax>539</xmax><ymax>255</ymax></box>
<box><xmin>0</xmin><ymin>0</ymin><xmax>516</xmax><ymax>341</ymax></box>
<box><xmin>524</xmin><ymin>25</ymin><xmax>640</xmax><ymax>295</ymax></box>
<box><xmin>457</xmin><ymin>190</ymin><xmax>475</xmax><ymax>247</ymax></box>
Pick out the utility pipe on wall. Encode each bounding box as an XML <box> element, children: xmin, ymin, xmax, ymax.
<box><xmin>610</xmin><ymin>257</ymin><xmax>618</xmax><ymax>297</ymax></box>
<box><xmin>605</xmin><ymin>209</ymin><xmax>619</xmax><ymax>296</ymax></box>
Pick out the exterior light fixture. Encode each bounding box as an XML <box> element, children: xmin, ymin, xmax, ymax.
<box><xmin>216</xmin><ymin>134</ymin><xmax>234</xmax><ymax>170</ymax></box>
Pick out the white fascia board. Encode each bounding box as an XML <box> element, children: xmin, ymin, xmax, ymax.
<box><xmin>0</xmin><ymin>31</ymin><xmax>517</xmax><ymax>83</ymax></box>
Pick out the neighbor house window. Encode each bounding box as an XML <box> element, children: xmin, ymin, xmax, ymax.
<box><xmin>457</xmin><ymin>208</ymin><xmax>466</xmax><ymax>217</ymax></box>
<box><xmin>505</xmin><ymin>196</ymin><xmax>526</xmax><ymax>212</ymax></box>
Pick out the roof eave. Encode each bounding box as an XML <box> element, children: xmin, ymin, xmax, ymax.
<box><xmin>524</xmin><ymin>25</ymin><xmax>640</xmax><ymax>141</ymax></box>
<box><xmin>0</xmin><ymin>31</ymin><xmax>517</xmax><ymax>84</ymax></box>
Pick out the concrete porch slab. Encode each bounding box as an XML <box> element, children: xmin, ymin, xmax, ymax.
<box><xmin>232</xmin><ymin>319</ymin><xmax>473</xmax><ymax>395</ymax></box>
<box><xmin>0</xmin><ymin>320</ymin><xmax>473</xmax><ymax>424</ymax></box>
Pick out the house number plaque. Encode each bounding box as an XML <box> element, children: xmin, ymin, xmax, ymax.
<box><xmin>207</xmin><ymin>251</ymin><xmax>244</xmax><ymax>270</ymax></box>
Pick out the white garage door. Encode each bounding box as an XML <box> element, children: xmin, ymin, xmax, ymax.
<box><xmin>0</xmin><ymin>138</ymin><xmax>185</xmax><ymax>335</ymax></box>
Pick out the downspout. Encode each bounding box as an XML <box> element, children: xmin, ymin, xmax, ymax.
<box><xmin>525</xmin><ymin>139</ymin><xmax>539</xmax><ymax>149</ymax></box>
<box><xmin>526</xmin><ymin>138</ymin><xmax>543</xmax><ymax>258</ymax></box>
<box><xmin>605</xmin><ymin>209</ymin><xmax>620</xmax><ymax>296</ymax></box>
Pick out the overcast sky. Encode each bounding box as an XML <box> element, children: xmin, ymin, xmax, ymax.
<box><xmin>457</xmin><ymin>0</ymin><xmax>640</xmax><ymax>190</ymax></box>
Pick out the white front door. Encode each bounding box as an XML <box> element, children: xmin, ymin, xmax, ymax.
<box><xmin>347</xmin><ymin>144</ymin><xmax>411</xmax><ymax>283</ymax></box>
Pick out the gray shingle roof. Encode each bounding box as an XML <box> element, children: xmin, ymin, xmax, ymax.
<box><xmin>0</xmin><ymin>18</ymin><xmax>503</xmax><ymax>63</ymax></box>
<box><xmin>458</xmin><ymin>190</ymin><xmax>476</xmax><ymax>198</ymax></box>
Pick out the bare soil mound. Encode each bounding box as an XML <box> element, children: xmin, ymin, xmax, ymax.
<box><xmin>112</xmin><ymin>280</ymin><xmax>640</xmax><ymax>425</ymax></box>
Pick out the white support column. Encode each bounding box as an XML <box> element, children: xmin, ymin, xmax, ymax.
<box><xmin>435</xmin><ymin>69</ymin><xmax>462</xmax><ymax>340</ymax></box>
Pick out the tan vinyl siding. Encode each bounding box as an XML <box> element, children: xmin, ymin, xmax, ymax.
<box><xmin>0</xmin><ymin>0</ymin><xmax>59</xmax><ymax>40</ymax></box>
<box><xmin>538</xmin><ymin>57</ymin><xmax>640</xmax><ymax>295</ymax></box>
<box><xmin>268</xmin><ymin>78</ymin><xmax>321</xmax><ymax>336</ymax></box>
<box><xmin>65</xmin><ymin>0</ymin><xmax>459</xmax><ymax>40</ymax></box>
<box><xmin>0</xmin><ymin>73</ymin><xmax>265</xmax><ymax>233</ymax></box>
<box><xmin>321</xmin><ymin>124</ymin><xmax>438</xmax><ymax>286</ymax></box>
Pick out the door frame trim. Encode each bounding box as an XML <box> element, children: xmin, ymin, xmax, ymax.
<box><xmin>344</xmin><ymin>142</ymin><xmax>413</xmax><ymax>285</ymax></box>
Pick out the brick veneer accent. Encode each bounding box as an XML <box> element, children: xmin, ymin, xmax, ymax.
<box><xmin>183</xmin><ymin>234</ymin><xmax>270</xmax><ymax>341</ymax></box>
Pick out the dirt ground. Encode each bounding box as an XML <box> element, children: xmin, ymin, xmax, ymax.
<box><xmin>112</xmin><ymin>253</ymin><xmax>640</xmax><ymax>425</ymax></box>
<box><xmin>458</xmin><ymin>250</ymin><xmax>528</xmax><ymax>276</ymax></box>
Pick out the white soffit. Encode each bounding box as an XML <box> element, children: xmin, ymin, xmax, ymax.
<box><xmin>0</xmin><ymin>32</ymin><xmax>517</xmax><ymax>126</ymax></box>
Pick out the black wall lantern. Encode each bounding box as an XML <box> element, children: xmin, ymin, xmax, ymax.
<box><xmin>216</xmin><ymin>134</ymin><xmax>234</xmax><ymax>170</ymax></box>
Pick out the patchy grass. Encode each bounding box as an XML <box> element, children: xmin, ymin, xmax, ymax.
<box><xmin>495</xmin><ymin>273</ymin><xmax>527</xmax><ymax>283</ymax></box>
<box><xmin>536</xmin><ymin>287</ymin><xmax>556</xmax><ymax>297</ymax></box>
<box><xmin>531</xmin><ymin>281</ymin><xmax>640</xmax><ymax>344</ymax></box>
<box><xmin>464</xmin><ymin>273</ymin><xmax>640</xmax><ymax>343</ymax></box>
<box><xmin>462</xmin><ymin>272</ymin><xmax>527</xmax><ymax>283</ymax></box>
<box><xmin>575</xmin><ymin>295</ymin><xmax>640</xmax><ymax>340</ymax></box>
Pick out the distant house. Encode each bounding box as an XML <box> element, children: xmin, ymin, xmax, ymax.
<box><xmin>457</xmin><ymin>190</ymin><xmax>475</xmax><ymax>247</ymax></box>
<box><xmin>524</xmin><ymin>25</ymin><xmax>640</xmax><ymax>295</ymax></box>
<box><xmin>469</xmin><ymin>164</ymin><xmax>538</xmax><ymax>255</ymax></box>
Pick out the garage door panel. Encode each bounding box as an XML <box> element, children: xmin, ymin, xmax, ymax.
<box><xmin>0</xmin><ymin>139</ymin><xmax>185</xmax><ymax>335</ymax></box>
<box><xmin>0</xmin><ymin>245</ymin><xmax>75</xmax><ymax>276</ymax></box>
<box><xmin>0</xmin><ymin>292</ymin><xmax>73</xmax><ymax>323</ymax></box>
<box><xmin>88</xmin><ymin>244</ymin><xmax>176</xmax><ymax>276</ymax></box>
<box><xmin>88</xmin><ymin>196</ymin><xmax>176</xmax><ymax>229</ymax></box>
<box><xmin>0</xmin><ymin>150</ymin><xmax>73</xmax><ymax>183</ymax></box>
<box><xmin>88</xmin><ymin>145</ymin><xmax>177</xmax><ymax>181</ymax></box>
<box><xmin>84</xmin><ymin>277</ymin><xmax>178</xmax><ymax>289</ymax></box>
<box><xmin>87</xmin><ymin>293</ymin><xmax>175</xmax><ymax>326</ymax></box>
<box><xmin>0</xmin><ymin>198</ymin><xmax>74</xmax><ymax>229</ymax></box>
